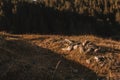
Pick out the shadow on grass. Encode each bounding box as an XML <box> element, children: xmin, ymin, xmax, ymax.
<box><xmin>98</xmin><ymin>46</ymin><xmax>120</xmax><ymax>54</ymax></box>
<box><xmin>0</xmin><ymin>38</ymin><xmax>104</xmax><ymax>80</ymax></box>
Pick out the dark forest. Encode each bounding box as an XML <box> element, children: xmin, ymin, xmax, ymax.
<box><xmin>0</xmin><ymin>0</ymin><xmax>120</xmax><ymax>36</ymax></box>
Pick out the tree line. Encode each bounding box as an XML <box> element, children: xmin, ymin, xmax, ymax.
<box><xmin>37</xmin><ymin>0</ymin><xmax>120</xmax><ymax>23</ymax></box>
<box><xmin>0</xmin><ymin>0</ymin><xmax>120</xmax><ymax>36</ymax></box>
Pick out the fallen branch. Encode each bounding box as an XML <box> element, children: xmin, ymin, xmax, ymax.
<box><xmin>52</xmin><ymin>60</ymin><xmax>62</xmax><ymax>80</ymax></box>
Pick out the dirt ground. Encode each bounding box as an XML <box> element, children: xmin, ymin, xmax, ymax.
<box><xmin>0</xmin><ymin>32</ymin><xmax>120</xmax><ymax>80</ymax></box>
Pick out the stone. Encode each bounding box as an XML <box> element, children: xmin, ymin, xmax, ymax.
<box><xmin>82</xmin><ymin>40</ymin><xmax>91</xmax><ymax>46</ymax></box>
<box><xmin>85</xmin><ymin>48</ymin><xmax>94</xmax><ymax>53</ymax></box>
<box><xmin>94</xmin><ymin>56</ymin><xmax>106</xmax><ymax>63</ymax></box>
<box><xmin>86</xmin><ymin>59</ymin><xmax>91</xmax><ymax>64</ymax></box>
<box><xmin>79</xmin><ymin>45</ymin><xmax>85</xmax><ymax>53</ymax></box>
<box><xmin>94</xmin><ymin>48</ymin><xmax>99</xmax><ymax>53</ymax></box>
<box><xmin>94</xmin><ymin>56</ymin><xmax>99</xmax><ymax>62</ymax></box>
<box><xmin>64</xmin><ymin>39</ymin><xmax>73</xmax><ymax>44</ymax></box>
<box><xmin>73</xmin><ymin>45</ymin><xmax>79</xmax><ymax>50</ymax></box>
<box><xmin>62</xmin><ymin>46</ymin><xmax>73</xmax><ymax>51</ymax></box>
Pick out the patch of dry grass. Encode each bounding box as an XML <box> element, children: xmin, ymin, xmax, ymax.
<box><xmin>0</xmin><ymin>32</ymin><xmax>120</xmax><ymax>80</ymax></box>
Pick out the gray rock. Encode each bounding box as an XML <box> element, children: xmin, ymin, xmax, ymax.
<box><xmin>73</xmin><ymin>45</ymin><xmax>79</xmax><ymax>50</ymax></box>
<box><xmin>79</xmin><ymin>45</ymin><xmax>85</xmax><ymax>54</ymax></box>
<box><xmin>86</xmin><ymin>59</ymin><xmax>91</xmax><ymax>64</ymax></box>
<box><xmin>64</xmin><ymin>39</ymin><xmax>73</xmax><ymax>44</ymax></box>
<box><xmin>82</xmin><ymin>40</ymin><xmax>91</xmax><ymax>46</ymax></box>
<box><xmin>62</xmin><ymin>46</ymin><xmax>73</xmax><ymax>51</ymax></box>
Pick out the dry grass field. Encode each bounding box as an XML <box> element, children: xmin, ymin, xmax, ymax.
<box><xmin>0</xmin><ymin>32</ymin><xmax>120</xmax><ymax>80</ymax></box>
<box><xmin>0</xmin><ymin>1</ymin><xmax>120</xmax><ymax>80</ymax></box>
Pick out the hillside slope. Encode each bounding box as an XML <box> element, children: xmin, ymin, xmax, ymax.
<box><xmin>0</xmin><ymin>32</ymin><xmax>120</xmax><ymax>80</ymax></box>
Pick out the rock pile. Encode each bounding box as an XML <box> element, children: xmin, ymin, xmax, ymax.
<box><xmin>62</xmin><ymin>39</ymin><xmax>100</xmax><ymax>54</ymax></box>
<box><xmin>60</xmin><ymin>38</ymin><xmax>120</xmax><ymax>79</ymax></box>
<box><xmin>62</xmin><ymin>39</ymin><xmax>81</xmax><ymax>51</ymax></box>
<box><xmin>86</xmin><ymin>56</ymin><xmax>107</xmax><ymax>67</ymax></box>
